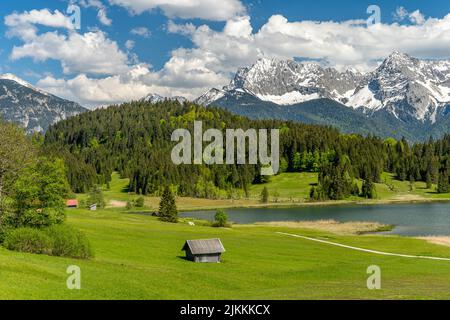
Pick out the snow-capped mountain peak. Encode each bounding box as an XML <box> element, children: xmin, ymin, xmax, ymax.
<box><xmin>0</xmin><ymin>73</ymin><xmax>47</xmax><ymax>94</ymax></box>
<box><xmin>197</xmin><ymin>52</ymin><xmax>450</xmax><ymax>123</ymax></box>
<box><xmin>143</xmin><ymin>93</ymin><xmax>187</xmax><ymax>104</ymax></box>
<box><xmin>0</xmin><ymin>76</ymin><xmax>86</xmax><ymax>133</ymax></box>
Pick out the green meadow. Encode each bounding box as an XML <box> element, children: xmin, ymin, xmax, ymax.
<box><xmin>2</xmin><ymin>208</ymin><xmax>450</xmax><ymax>299</ymax></box>
<box><xmin>2</xmin><ymin>172</ymin><xmax>450</xmax><ymax>300</ymax></box>
<box><xmin>90</xmin><ymin>172</ymin><xmax>450</xmax><ymax>213</ymax></box>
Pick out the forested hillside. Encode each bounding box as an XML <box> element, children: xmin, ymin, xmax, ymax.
<box><xmin>43</xmin><ymin>101</ymin><xmax>450</xmax><ymax>200</ymax></box>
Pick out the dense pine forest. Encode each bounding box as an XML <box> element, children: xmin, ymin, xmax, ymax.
<box><xmin>43</xmin><ymin>100</ymin><xmax>450</xmax><ymax>200</ymax></box>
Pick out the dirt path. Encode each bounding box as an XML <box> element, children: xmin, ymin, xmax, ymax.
<box><xmin>418</xmin><ymin>237</ymin><xmax>450</xmax><ymax>247</ymax></box>
<box><xmin>108</xmin><ymin>200</ymin><xmax>127</xmax><ymax>208</ymax></box>
<box><xmin>277</xmin><ymin>232</ymin><xmax>450</xmax><ymax>261</ymax></box>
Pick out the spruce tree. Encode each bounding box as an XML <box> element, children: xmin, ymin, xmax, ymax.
<box><xmin>437</xmin><ymin>170</ymin><xmax>449</xmax><ymax>194</ymax></box>
<box><xmin>361</xmin><ymin>179</ymin><xmax>376</xmax><ymax>199</ymax></box>
<box><xmin>260</xmin><ymin>187</ymin><xmax>269</xmax><ymax>203</ymax></box>
<box><xmin>159</xmin><ymin>186</ymin><xmax>178</xmax><ymax>223</ymax></box>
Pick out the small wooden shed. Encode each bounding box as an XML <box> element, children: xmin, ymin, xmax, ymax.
<box><xmin>182</xmin><ymin>239</ymin><xmax>225</xmax><ymax>263</ymax></box>
<box><xmin>66</xmin><ymin>199</ymin><xmax>78</xmax><ymax>208</ymax></box>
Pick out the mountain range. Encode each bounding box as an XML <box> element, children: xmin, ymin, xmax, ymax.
<box><xmin>196</xmin><ymin>52</ymin><xmax>450</xmax><ymax>141</ymax></box>
<box><xmin>1</xmin><ymin>52</ymin><xmax>450</xmax><ymax>141</ymax></box>
<box><xmin>0</xmin><ymin>74</ymin><xmax>86</xmax><ymax>133</ymax></box>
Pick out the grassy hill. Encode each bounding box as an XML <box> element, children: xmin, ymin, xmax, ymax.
<box><xmin>78</xmin><ymin>172</ymin><xmax>450</xmax><ymax>213</ymax></box>
<box><xmin>2</xmin><ymin>208</ymin><xmax>450</xmax><ymax>299</ymax></box>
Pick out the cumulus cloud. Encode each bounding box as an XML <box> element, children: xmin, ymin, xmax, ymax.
<box><xmin>5</xmin><ymin>9</ymin><xmax>74</xmax><ymax>29</ymax></box>
<box><xmin>10</xmin><ymin>8</ymin><xmax>450</xmax><ymax>109</ymax></box>
<box><xmin>38</xmin><ymin>65</ymin><xmax>154</xmax><ymax>106</ymax></box>
<box><xmin>10</xmin><ymin>30</ymin><xmax>130</xmax><ymax>75</ymax></box>
<box><xmin>178</xmin><ymin>14</ymin><xmax>450</xmax><ymax>73</ymax></box>
<box><xmin>37</xmin><ymin>58</ymin><xmax>227</xmax><ymax>107</ymax></box>
<box><xmin>5</xmin><ymin>9</ymin><xmax>74</xmax><ymax>40</ymax></box>
<box><xmin>5</xmin><ymin>9</ymin><xmax>128</xmax><ymax>75</ymax></box>
<box><xmin>108</xmin><ymin>0</ymin><xmax>246</xmax><ymax>21</ymax></box>
<box><xmin>394</xmin><ymin>7</ymin><xmax>426</xmax><ymax>25</ymax></box>
<box><xmin>167</xmin><ymin>21</ymin><xmax>196</xmax><ymax>36</ymax></box>
<box><xmin>130</xmin><ymin>26</ymin><xmax>151</xmax><ymax>38</ymax></box>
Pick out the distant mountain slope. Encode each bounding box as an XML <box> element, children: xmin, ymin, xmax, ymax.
<box><xmin>142</xmin><ymin>93</ymin><xmax>187</xmax><ymax>104</ymax></box>
<box><xmin>0</xmin><ymin>75</ymin><xmax>86</xmax><ymax>133</ymax></box>
<box><xmin>211</xmin><ymin>90</ymin><xmax>427</xmax><ymax>140</ymax></box>
<box><xmin>196</xmin><ymin>52</ymin><xmax>450</xmax><ymax>141</ymax></box>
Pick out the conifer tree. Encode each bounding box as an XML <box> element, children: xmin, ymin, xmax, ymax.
<box><xmin>159</xmin><ymin>186</ymin><xmax>178</xmax><ymax>223</ymax></box>
<box><xmin>437</xmin><ymin>170</ymin><xmax>449</xmax><ymax>194</ymax></box>
<box><xmin>361</xmin><ymin>179</ymin><xmax>376</xmax><ymax>199</ymax></box>
<box><xmin>260</xmin><ymin>187</ymin><xmax>269</xmax><ymax>203</ymax></box>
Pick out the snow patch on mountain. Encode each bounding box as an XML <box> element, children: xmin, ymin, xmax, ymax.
<box><xmin>347</xmin><ymin>85</ymin><xmax>383</xmax><ymax>111</ymax></box>
<box><xmin>0</xmin><ymin>75</ymin><xmax>86</xmax><ymax>133</ymax></box>
<box><xmin>143</xmin><ymin>93</ymin><xmax>187</xmax><ymax>104</ymax></box>
<box><xmin>0</xmin><ymin>73</ymin><xmax>48</xmax><ymax>95</ymax></box>
<box><xmin>257</xmin><ymin>91</ymin><xmax>321</xmax><ymax>105</ymax></box>
<box><xmin>197</xmin><ymin>52</ymin><xmax>450</xmax><ymax>124</ymax></box>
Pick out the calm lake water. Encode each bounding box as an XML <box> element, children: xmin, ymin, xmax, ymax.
<box><xmin>181</xmin><ymin>202</ymin><xmax>450</xmax><ymax>236</ymax></box>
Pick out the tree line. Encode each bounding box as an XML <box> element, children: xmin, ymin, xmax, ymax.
<box><xmin>43</xmin><ymin>100</ymin><xmax>450</xmax><ymax>200</ymax></box>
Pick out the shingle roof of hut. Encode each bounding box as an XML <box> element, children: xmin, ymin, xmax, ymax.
<box><xmin>182</xmin><ymin>239</ymin><xmax>225</xmax><ymax>255</ymax></box>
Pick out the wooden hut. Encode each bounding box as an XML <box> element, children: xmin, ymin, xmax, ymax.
<box><xmin>182</xmin><ymin>239</ymin><xmax>225</xmax><ymax>263</ymax></box>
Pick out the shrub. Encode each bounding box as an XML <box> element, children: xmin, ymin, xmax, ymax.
<box><xmin>134</xmin><ymin>197</ymin><xmax>145</xmax><ymax>208</ymax></box>
<box><xmin>45</xmin><ymin>225</ymin><xmax>93</xmax><ymax>259</ymax></box>
<box><xmin>126</xmin><ymin>201</ymin><xmax>133</xmax><ymax>210</ymax></box>
<box><xmin>87</xmin><ymin>186</ymin><xmax>105</xmax><ymax>208</ymax></box>
<box><xmin>0</xmin><ymin>225</ymin><xmax>10</xmax><ymax>243</ymax></box>
<box><xmin>260</xmin><ymin>187</ymin><xmax>269</xmax><ymax>203</ymax></box>
<box><xmin>212</xmin><ymin>209</ymin><xmax>229</xmax><ymax>228</ymax></box>
<box><xmin>3</xmin><ymin>228</ymin><xmax>53</xmax><ymax>255</ymax></box>
<box><xmin>3</xmin><ymin>225</ymin><xmax>93</xmax><ymax>259</ymax></box>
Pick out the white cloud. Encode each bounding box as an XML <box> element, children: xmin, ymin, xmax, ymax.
<box><xmin>5</xmin><ymin>9</ymin><xmax>129</xmax><ymax>75</ymax></box>
<box><xmin>409</xmin><ymin>10</ymin><xmax>426</xmax><ymax>25</ymax></box>
<box><xmin>177</xmin><ymin>14</ymin><xmax>450</xmax><ymax>73</ymax></box>
<box><xmin>38</xmin><ymin>66</ymin><xmax>153</xmax><ymax>107</ymax></box>
<box><xmin>167</xmin><ymin>21</ymin><xmax>196</xmax><ymax>36</ymax></box>
<box><xmin>97</xmin><ymin>8</ymin><xmax>113</xmax><ymax>26</ymax></box>
<box><xmin>5</xmin><ymin>9</ymin><xmax>74</xmax><ymax>41</ymax></box>
<box><xmin>37</xmin><ymin>60</ymin><xmax>226</xmax><ymax>107</ymax></box>
<box><xmin>130</xmin><ymin>27</ymin><xmax>151</xmax><ymax>38</ymax></box>
<box><xmin>17</xmin><ymin>9</ymin><xmax>450</xmax><ymax>109</ymax></box>
<box><xmin>5</xmin><ymin>9</ymin><xmax>74</xmax><ymax>29</ymax></box>
<box><xmin>109</xmin><ymin>0</ymin><xmax>246</xmax><ymax>21</ymax></box>
<box><xmin>10</xmin><ymin>31</ymin><xmax>130</xmax><ymax>75</ymax></box>
<box><xmin>125</xmin><ymin>39</ymin><xmax>135</xmax><ymax>49</ymax></box>
<box><xmin>394</xmin><ymin>7</ymin><xmax>409</xmax><ymax>21</ymax></box>
<box><xmin>394</xmin><ymin>6</ymin><xmax>426</xmax><ymax>25</ymax></box>
<box><xmin>78</xmin><ymin>0</ymin><xmax>112</xmax><ymax>26</ymax></box>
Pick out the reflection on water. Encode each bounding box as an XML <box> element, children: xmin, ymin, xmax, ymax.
<box><xmin>181</xmin><ymin>202</ymin><xmax>450</xmax><ymax>236</ymax></box>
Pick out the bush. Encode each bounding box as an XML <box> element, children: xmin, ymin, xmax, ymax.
<box><xmin>126</xmin><ymin>201</ymin><xmax>133</xmax><ymax>210</ymax></box>
<box><xmin>0</xmin><ymin>224</ymin><xmax>12</xmax><ymax>243</ymax></box>
<box><xmin>3</xmin><ymin>228</ymin><xmax>53</xmax><ymax>255</ymax></box>
<box><xmin>45</xmin><ymin>225</ymin><xmax>93</xmax><ymax>259</ymax></box>
<box><xmin>134</xmin><ymin>197</ymin><xmax>145</xmax><ymax>208</ymax></box>
<box><xmin>3</xmin><ymin>225</ymin><xmax>93</xmax><ymax>259</ymax></box>
<box><xmin>212</xmin><ymin>209</ymin><xmax>229</xmax><ymax>228</ymax></box>
<box><xmin>87</xmin><ymin>186</ymin><xmax>105</xmax><ymax>208</ymax></box>
<box><xmin>260</xmin><ymin>187</ymin><xmax>269</xmax><ymax>203</ymax></box>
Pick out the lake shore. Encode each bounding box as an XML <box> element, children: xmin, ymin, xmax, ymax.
<box><xmin>170</xmin><ymin>195</ymin><xmax>450</xmax><ymax>212</ymax></box>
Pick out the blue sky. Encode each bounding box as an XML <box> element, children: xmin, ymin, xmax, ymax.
<box><xmin>0</xmin><ymin>0</ymin><xmax>449</xmax><ymax>107</ymax></box>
